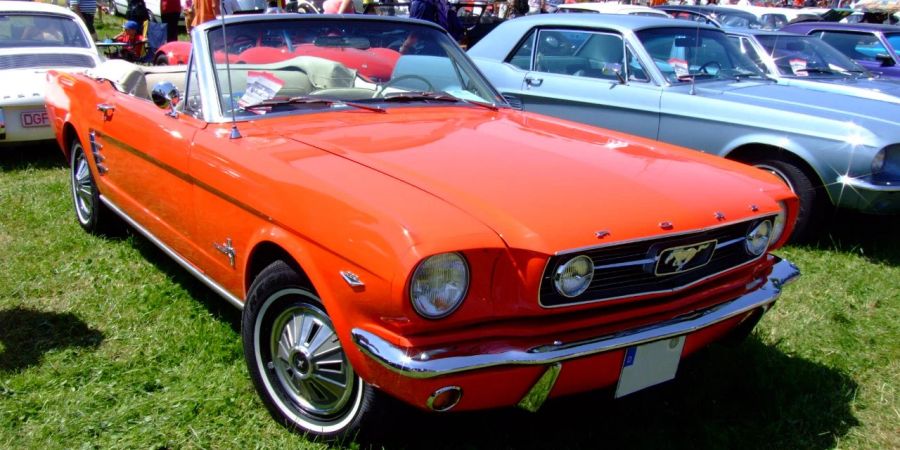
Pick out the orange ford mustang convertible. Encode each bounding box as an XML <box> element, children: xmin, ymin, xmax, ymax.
<box><xmin>45</xmin><ymin>14</ymin><xmax>800</xmax><ymax>440</ymax></box>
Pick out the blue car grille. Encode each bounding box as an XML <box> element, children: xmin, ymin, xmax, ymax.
<box><xmin>0</xmin><ymin>54</ymin><xmax>95</xmax><ymax>70</ymax></box>
<box><xmin>539</xmin><ymin>216</ymin><xmax>775</xmax><ymax>308</ymax></box>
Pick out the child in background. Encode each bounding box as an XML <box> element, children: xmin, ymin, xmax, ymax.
<box><xmin>113</xmin><ymin>20</ymin><xmax>146</xmax><ymax>62</ymax></box>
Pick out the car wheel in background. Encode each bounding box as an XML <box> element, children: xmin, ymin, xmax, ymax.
<box><xmin>69</xmin><ymin>139</ymin><xmax>118</xmax><ymax>235</ymax></box>
<box><xmin>242</xmin><ymin>261</ymin><xmax>383</xmax><ymax>440</ymax></box>
<box><xmin>154</xmin><ymin>53</ymin><xmax>168</xmax><ymax>65</ymax></box>
<box><xmin>752</xmin><ymin>158</ymin><xmax>820</xmax><ymax>242</ymax></box>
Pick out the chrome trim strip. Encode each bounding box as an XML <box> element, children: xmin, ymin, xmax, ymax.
<box><xmin>838</xmin><ymin>175</ymin><xmax>900</xmax><ymax>192</ymax></box>
<box><xmin>517</xmin><ymin>363</ymin><xmax>561</xmax><ymax>413</ymax></box>
<box><xmin>716</xmin><ymin>236</ymin><xmax>745</xmax><ymax>249</ymax></box>
<box><xmin>352</xmin><ymin>258</ymin><xmax>799</xmax><ymax>379</ymax></box>
<box><xmin>99</xmin><ymin>195</ymin><xmax>245</xmax><ymax>310</ymax></box>
<box><xmin>594</xmin><ymin>257</ymin><xmax>656</xmax><ymax>270</ymax></box>
<box><xmin>554</xmin><ymin>213</ymin><xmax>773</xmax><ymax>256</ymax></box>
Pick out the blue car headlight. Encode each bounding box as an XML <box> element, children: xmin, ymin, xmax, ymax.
<box><xmin>873</xmin><ymin>144</ymin><xmax>900</xmax><ymax>184</ymax></box>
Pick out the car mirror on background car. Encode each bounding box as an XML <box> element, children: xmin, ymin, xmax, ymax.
<box><xmin>875</xmin><ymin>53</ymin><xmax>895</xmax><ymax>67</ymax></box>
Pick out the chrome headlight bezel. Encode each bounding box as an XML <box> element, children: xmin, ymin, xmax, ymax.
<box><xmin>770</xmin><ymin>201</ymin><xmax>787</xmax><ymax>246</ymax></box>
<box><xmin>872</xmin><ymin>148</ymin><xmax>886</xmax><ymax>175</ymax></box>
<box><xmin>553</xmin><ymin>254</ymin><xmax>594</xmax><ymax>298</ymax></box>
<box><xmin>745</xmin><ymin>219</ymin><xmax>773</xmax><ymax>256</ymax></box>
<box><xmin>409</xmin><ymin>252</ymin><xmax>470</xmax><ymax>320</ymax></box>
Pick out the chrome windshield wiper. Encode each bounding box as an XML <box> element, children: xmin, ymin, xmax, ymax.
<box><xmin>243</xmin><ymin>96</ymin><xmax>385</xmax><ymax>113</ymax></box>
<box><xmin>381</xmin><ymin>91</ymin><xmax>499</xmax><ymax>111</ymax></box>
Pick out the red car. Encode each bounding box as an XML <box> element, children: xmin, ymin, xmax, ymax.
<box><xmin>46</xmin><ymin>14</ymin><xmax>799</xmax><ymax>440</ymax></box>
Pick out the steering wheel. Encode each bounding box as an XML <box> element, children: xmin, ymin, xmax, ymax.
<box><xmin>229</xmin><ymin>35</ymin><xmax>256</xmax><ymax>54</ymax></box>
<box><xmin>375</xmin><ymin>75</ymin><xmax>435</xmax><ymax>97</ymax></box>
<box><xmin>698</xmin><ymin>61</ymin><xmax>722</xmax><ymax>75</ymax></box>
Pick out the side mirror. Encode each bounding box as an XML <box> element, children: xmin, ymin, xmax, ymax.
<box><xmin>151</xmin><ymin>81</ymin><xmax>180</xmax><ymax>117</ymax></box>
<box><xmin>875</xmin><ymin>53</ymin><xmax>895</xmax><ymax>67</ymax></box>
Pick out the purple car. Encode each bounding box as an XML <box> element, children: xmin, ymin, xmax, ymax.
<box><xmin>780</xmin><ymin>22</ymin><xmax>900</xmax><ymax>79</ymax></box>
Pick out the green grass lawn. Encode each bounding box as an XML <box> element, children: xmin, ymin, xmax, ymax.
<box><xmin>1</xmin><ymin>145</ymin><xmax>898</xmax><ymax>449</ymax></box>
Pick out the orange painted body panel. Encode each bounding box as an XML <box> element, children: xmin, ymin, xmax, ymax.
<box><xmin>44</xmin><ymin>67</ymin><xmax>797</xmax><ymax>412</ymax></box>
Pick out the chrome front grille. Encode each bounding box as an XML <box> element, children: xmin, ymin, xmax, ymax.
<box><xmin>0</xmin><ymin>54</ymin><xmax>95</xmax><ymax>70</ymax></box>
<box><xmin>539</xmin><ymin>216</ymin><xmax>775</xmax><ymax>308</ymax></box>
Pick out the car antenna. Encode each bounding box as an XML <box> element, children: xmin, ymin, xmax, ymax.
<box><xmin>219</xmin><ymin>3</ymin><xmax>241</xmax><ymax>139</ymax></box>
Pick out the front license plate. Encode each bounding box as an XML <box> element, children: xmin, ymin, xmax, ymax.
<box><xmin>614</xmin><ymin>336</ymin><xmax>685</xmax><ymax>398</ymax></box>
<box><xmin>20</xmin><ymin>109</ymin><xmax>49</xmax><ymax>128</ymax></box>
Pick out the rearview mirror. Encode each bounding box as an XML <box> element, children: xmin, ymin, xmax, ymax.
<box><xmin>674</xmin><ymin>36</ymin><xmax>698</xmax><ymax>48</ymax></box>
<box><xmin>875</xmin><ymin>53</ymin><xmax>895</xmax><ymax>67</ymax></box>
<box><xmin>151</xmin><ymin>81</ymin><xmax>181</xmax><ymax>117</ymax></box>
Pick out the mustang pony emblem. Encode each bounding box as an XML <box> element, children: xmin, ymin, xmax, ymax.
<box><xmin>655</xmin><ymin>241</ymin><xmax>716</xmax><ymax>275</ymax></box>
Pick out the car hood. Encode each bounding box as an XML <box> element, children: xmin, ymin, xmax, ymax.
<box><xmin>259</xmin><ymin>107</ymin><xmax>788</xmax><ymax>254</ymax></box>
<box><xmin>678</xmin><ymin>80</ymin><xmax>900</xmax><ymax>142</ymax></box>
<box><xmin>776</xmin><ymin>76</ymin><xmax>900</xmax><ymax>105</ymax></box>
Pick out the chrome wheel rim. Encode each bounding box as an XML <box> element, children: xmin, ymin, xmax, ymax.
<box><xmin>71</xmin><ymin>145</ymin><xmax>94</xmax><ymax>224</ymax></box>
<box><xmin>755</xmin><ymin>164</ymin><xmax>795</xmax><ymax>193</ymax></box>
<box><xmin>269</xmin><ymin>302</ymin><xmax>354</xmax><ymax>417</ymax></box>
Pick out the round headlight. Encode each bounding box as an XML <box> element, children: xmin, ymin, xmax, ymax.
<box><xmin>745</xmin><ymin>220</ymin><xmax>772</xmax><ymax>256</ymax></box>
<box><xmin>872</xmin><ymin>149</ymin><xmax>886</xmax><ymax>174</ymax></box>
<box><xmin>410</xmin><ymin>253</ymin><xmax>469</xmax><ymax>319</ymax></box>
<box><xmin>771</xmin><ymin>201</ymin><xmax>787</xmax><ymax>245</ymax></box>
<box><xmin>553</xmin><ymin>255</ymin><xmax>594</xmax><ymax>298</ymax></box>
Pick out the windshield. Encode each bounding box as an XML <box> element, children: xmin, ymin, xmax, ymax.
<box><xmin>757</xmin><ymin>35</ymin><xmax>869</xmax><ymax>78</ymax></box>
<box><xmin>206</xmin><ymin>19</ymin><xmax>502</xmax><ymax>118</ymax></box>
<box><xmin>887</xmin><ymin>33</ymin><xmax>900</xmax><ymax>54</ymax></box>
<box><xmin>0</xmin><ymin>13</ymin><xmax>90</xmax><ymax>48</ymax></box>
<box><xmin>715</xmin><ymin>12</ymin><xmax>763</xmax><ymax>30</ymax></box>
<box><xmin>637</xmin><ymin>27</ymin><xmax>764</xmax><ymax>83</ymax></box>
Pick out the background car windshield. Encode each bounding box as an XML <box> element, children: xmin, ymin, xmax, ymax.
<box><xmin>716</xmin><ymin>12</ymin><xmax>762</xmax><ymax>29</ymax></box>
<box><xmin>0</xmin><ymin>13</ymin><xmax>90</xmax><ymax>48</ymax></box>
<box><xmin>637</xmin><ymin>27</ymin><xmax>763</xmax><ymax>83</ymax></box>
<box><xmin>757</xmin><ymin>35</ymin><xmax>869</xmax><ymax>78</ymax></box>
<box><xmin>206</xmin><ymin>20</ymin><xmax>500</xmax><ymax>117</ymax></box>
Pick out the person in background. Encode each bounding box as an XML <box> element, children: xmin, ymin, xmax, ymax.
<box><xmin>410</xmin><ymin>0</ymin><xmax>462</xmax><ymax>40</ymax></box>
<box><xmin>182</xmin><ymin>0</ymin><xmax>194</xmax><ymax>35</ymax></box>
<box><xmin>126</xmin><ymin>0</ymin><xmax>150</xmax><ymax>30</ymax></box>
<box><xmin>192</xmin><ymin>0</ymin><xmax>220</xmax><ymax>27</ymax></box>
<box><xmin>322</xmin><ymin>0</ymin><xmax>355</xmax><ymax>13</ymax></box>
<box><xmin>68</xmin><ymin>0</ymin><xmax>98</xmax><ymax>40</ymax></box>
<box><xmin>265</xmin><ymin>0</ymin><xmax>283</xmax><ymax>14</ymax></box>
<box><xmin>113</xmin><ymin>20</ymin><xmax>146</xmax><ymax>62</ymax></box>
<box><xmin>160</xmin><ymin>0</ymin><xmax>181</xmax><ymax>42</ymax></box>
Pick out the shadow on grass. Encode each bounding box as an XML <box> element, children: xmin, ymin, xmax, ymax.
<box><xmin>0</xmin><ymin>307</ymin><xmax>104</xmax><ymax>373</ymax></box>
<box><xmin>807</xmin><ymin>210</ymin><xmax>900</xmax><ymax>266</ymax></box>
<box><xmin>0</xmin><ymin>142</ymin><xmax>67</xmax><ymax>171</ymax></box>
<box><xmin>127</xmin><ymin>233</ymin><xmax>243</xmax><ymax>332</ymax></box>
<box><xmin>359</xmin><ymin>337</ymin><xmax>858</xmax><ymax>450</ymax></box>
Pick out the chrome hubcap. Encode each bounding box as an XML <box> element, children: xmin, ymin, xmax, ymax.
<box><xmin>269</xmin><ymin>304</ymin><xmax>354</xmax><ymax>417</ymax></box>
<box><xmin>72</xmin><ymin>146</ymin><xmax>94</xmax><ymax>224</ymax></box>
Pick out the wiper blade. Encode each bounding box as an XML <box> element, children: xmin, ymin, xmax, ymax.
<box><xmin>382</xmin><ymin>91</ymin><xmax>499</xmax><ymax>110</ymax></box>
<box><xmin>243</xmin><ymin>96</ymin><xmax>385</xmax><ymax>113</ymax></box>
<box><xmin>798</xmin><ymin>68</ymin><xmax>836</xmax><ymax>75</ymax></box>
<box><xmin>676</xmin><ymin>73</ymin><xmax>717</xmax><ymax>82</ymax></box>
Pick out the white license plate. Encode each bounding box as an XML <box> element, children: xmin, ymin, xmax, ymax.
<box><xmin>614</xmin><ymin>336</ymin><xmax>685</xmax><ymax>398</ymax></box>
<box><xmin>20</xmin><ymin>109</ymin><xmax>49</xmax><ymax>128</ymax></box>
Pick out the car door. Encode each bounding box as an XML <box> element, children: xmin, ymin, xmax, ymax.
<box><xmin>516</xmin><ymin>28</ymin><xmax>662</xmax><ymax>139</ymax></box>
<box><xmin>95</xmin><ymin>67</ymin><xmax>205</xmax><ymax>262</ymax></box>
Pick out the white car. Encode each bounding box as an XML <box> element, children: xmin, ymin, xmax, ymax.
<box><xmin>555</xmin><ymin>3</ymin><xmax>672</xmax><ymax>18</ymax></box>
<box><xmin>0</xmin><ymin>1</ymin><xmax>101</xmax><ymax>145</ymax></box>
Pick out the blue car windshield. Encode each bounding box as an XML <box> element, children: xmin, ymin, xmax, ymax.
<box><xmin>756</xmin><ymin>35</ymin><xmax>869</xmax><ymax>78</ymax></box>
<box><xmin>637</xmin><ymin>27</ymin><xmax>764</xmax><ymax>83</ymax></box>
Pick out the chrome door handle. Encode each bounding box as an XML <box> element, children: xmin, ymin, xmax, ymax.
<box><xmin>97</xmin><ymin>103</ymin><xmax>115</xmax><ymax>120</ymax></box>
<box><xmin>525</xmin><ymin>76</ymin><xmax>543</xmax><ymax>87</ymax></box>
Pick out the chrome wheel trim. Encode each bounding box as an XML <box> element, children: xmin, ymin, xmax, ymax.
<box><xmin>254</xmin><ymin>289</ymin><xmax>363</xmax><ymax>434</ymax></box>
<box><xmin>71</xmin><ymin>144</ymin><xmax>94</xmax><ymax>225</ymax></box>
<box><xmin>755</xmin><ymin>163</ymin><xmax>796</xmax><ymax>193</ymax></box>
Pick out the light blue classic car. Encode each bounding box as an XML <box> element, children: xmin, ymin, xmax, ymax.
<box><xmin>469</xmin><ymin>14</ymin><xmax>900</xmax><ymax>240</ymax></box>
<box><xmin>727</xmin><ymin>28</ymin><xmax>900</xmax><ymax>104</ymax></box>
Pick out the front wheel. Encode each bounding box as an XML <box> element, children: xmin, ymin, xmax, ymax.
<box><xmin>242</xmin><ymin>261</ymin><xmax>382</xmax><ymax>440</ymax></box>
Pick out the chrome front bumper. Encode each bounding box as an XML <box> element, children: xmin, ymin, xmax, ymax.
<box><xmin>352</xmin><ymin>258</ymin><xmax>800</xmax><ymax>380</ymax></box>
